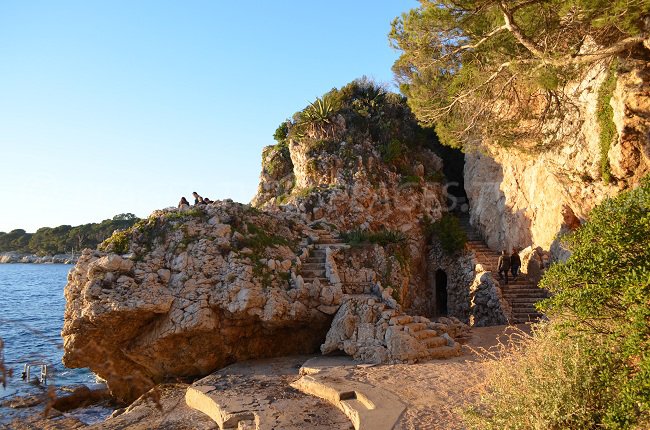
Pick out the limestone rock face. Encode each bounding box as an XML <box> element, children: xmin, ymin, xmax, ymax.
<box><xmin>63</xmin><ymin>86</ymin><xmax>461</xmax><ymax>406</ymax></box>
<box><xmin>464</xmin><ymin>59</ymin><xmax>649</xmax><ymax>254</ymax></box>
<box><xmin>253</xmin><ymin>134</ymin><xmax>447</xmax><ymax>315</ymax></box>
<box><xmin>62</xmin><ymin>202</ymin><xmax>334</xmax><ymax>404</ymax></box>
<box><xmin>321</xmin><ymin>295</ymin><xmax>468</xmax><ymax>363</ymax></box>
<box><xmin>609</xmin><ymin>59</ymin><xmax>650</xmax><ymax>184</ymax></box>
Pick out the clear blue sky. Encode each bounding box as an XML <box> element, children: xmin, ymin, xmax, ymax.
<box><xmin>0</xmin><ymin>1</ymin><xmax>418</xmax><ymax>233</ymax></box>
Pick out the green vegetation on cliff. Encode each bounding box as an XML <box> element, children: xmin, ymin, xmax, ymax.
<box><xmin>0</xmin><ymin>213</ymin><xmax>140</xmax><ymax>256</ymax></box>
<box><xmin>466</xmin><ymin>177</ymin><xmax>650</xmax><ymax>429</ymax></box>
<box><xmin>390</xmin><ymin>0</ymin><xmax>649</xmax><ymax>149</ymax></box>
<box><xmin>282</xmin><ymin>78</ymin><xmax>440</xmax><ymax>169</ymax></box>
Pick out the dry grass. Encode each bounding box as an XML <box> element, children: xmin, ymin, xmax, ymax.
<box><xmin>462</xmin><ymin>323</ymin><xmax>648</xmax><ymax>430</ymax></box>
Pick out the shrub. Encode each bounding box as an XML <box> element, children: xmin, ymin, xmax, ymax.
<box><xmin>597</xmin><ymin>61</ymin><xmax>618</xmax><ymax>183</ymax></box>
<box><xmin>466</xmin><ymin>177</ymin><xmax>650</xmax><ymax>429</ymax></box>
<box><xmin>464</xmin><ymin>326</ymin><xmax>615</xmax><ymax>430</ymax></box>
<box><xmin>273</xmin><ymin>121</ymin><xmax>289</xmax><ymax>143</ymax></box>
<box><xmin>99</xmin><ymin>229</ymin><xmax>130</xmax><ymax>254</ymax></box>
<box><xmin>339</xmin><ymin>228</ymin><xmax>406</xmax><ymax>247</ymax></box>
<box><xmin>425</xmin><ymin>214</ymin><xmax>467</xmax><ymax>254</ymax></box>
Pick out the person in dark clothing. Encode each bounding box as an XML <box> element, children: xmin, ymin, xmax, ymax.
<box><xmin>510</xmin><ymin>248</ymin><xmax>521</xmax><ymax>280</ymax></box>
<box><xmin>178</xmin><ymin>197</ymin><xmax>190</xmax><ymax>208</ymax></box>
<box><xmin>203</xmin><ymin>197</ymin><xmax>212</xmax><ymax>204</ymax></box>
<box><xmin>192</xmin><ymin>191</ymin><xmax>204</xmax><ymax>205</ymax></box>
<box><xmin>497</xmin><ymin>250</ymin><xmax>511</xmax><ymax>284</ymax></box>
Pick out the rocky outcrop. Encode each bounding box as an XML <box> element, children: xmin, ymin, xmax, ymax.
<box><xmin>62</xmin><ymin>82</ymin><xmax>473</xmax><ymax>406</ymax></box>
<box><xmin>254</xmin><ymin>135</ymin><xmax>446</xmax><ymax>314</ymax></box>
<box><xmin>62</xmin><ymin>203</ymin><xmax>338</xmax><ymax>403</ymax></box>
<box><xmin>0</xmin><ymin>252</ymin><xmax>77</xmax><ymax>264</ymax></box>
<box><xmin>464</xmin><ymin>58</ymin><xmax>649</xmax><ymax>255</ymax></box>
<box><xmin>321</xmin><ymin>295</ymin><xmax>468</xmax><ymax>363</ymax></box>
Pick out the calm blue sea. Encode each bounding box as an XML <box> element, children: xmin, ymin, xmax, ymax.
<box><xmin>0</xmin><ymin>264</ymin><xmax>110</xmax><ymax>424</ymax></box>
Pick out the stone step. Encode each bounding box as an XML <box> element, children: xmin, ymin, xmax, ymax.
<box><xmin>509</xmin><ymin>304</ymin><xmax>544</xmax><ymax>310</ymax></box>
<box><xmin>317</xmin><ymin>238</ymin><xmax>340</xmax><ymax>244</ymax></box>
<box><xmin>311</xmin><ymin>250</ymin><xmax>326</xmax><ymax>258</ymax></box>
<box><xmin>508</xmin><ymin>298</ymin><xmax>543</xmax><ymax>304</ymax></box>
<box><xmin>512</xmin><ymin>310</ymin><xmax>543</xmax><ymax>317</ymax></box>
<box><xmin>427</xmin><ymin>345</ymin><xmax>460</xmax><ymax>359</ymax></box>
<box><xmin>302</xmin><ymin>269</ymin><xmax>326</xmax><ymax>277</ymax></box>
<box><xmin>302</xmin><ymin>277</ymin><xmax>329</xmax><ymax>284</ymax></box>
<box><xmin>412</xmin><ymin>329</ymin><xmax>438</xmax><ymax>340</ymax></box>
<box><xmin>504</xmin><ymin>293</ymin><xmax>548</xmax><ymax>299</ymax></box>
<box><xmin>302</xmin><ymin>263</ymin><xmax>325</xmax><ymax>270</ymax></box>
<box><xmin>512</xmin><ymin>313</ymin><xmax>543</xmax><ymax>322</ymax></box>
<box><xmin>390</xmin><ymin>315</ymin><xmax>413</xmax><ymax>325</ymax></box>
<box><xmin>404</xmin><ymin>322</ymin><xmax>427</xmax><ymax>333</ymax></box>
<box><xmin>305</xmin><ymin>258</ymin><xmax>326</xmax><ymax>264</ymax></box>
<box><xmin>423</xmin><ymin>336</ymin><xmax>447</xmax><ymax>349</ymax></box>
<box><xmin>314</xmin><ymin>244</ymin><xmax>348</xmax><ymax>250</ymax></box>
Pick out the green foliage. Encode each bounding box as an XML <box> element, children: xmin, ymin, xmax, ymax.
<box><xmin>535</xmin><ymin>65</ymin><xmax>561</xmax><ymax>91</ymax></box>
<box><xmin>424</xmin><ymin>214</ymin><xmax>467</xmax><ymax>254</ymax></box>
<box><xmin>100</xmin><ymin>229</ymin><xmax>131</xmax><ymax>254</ymax></box>
<box><xmin>597</xmin><ymin>60</ymin><xmax>619</xmax><ymax>183</ymax></box>
<box><xmin>239</xmin><ymin>222</ymin><xmax>290</xmax><ymax>251</ymax></box>
<box><xmin>0</xmin><ymin>216</ymin><xmax>140</xmax><ymax>255</ymax></box>
<box><xmin>291</xmin><ymin>96</ymin><xmax>340</xmax><ymax>139</ymax></box>
<box><xmin>293</xmin><ymin>186</ymin><xmax>315</xmax><ymax>198</ymax></box>
<box><xmin>400</xmin><ymin>175</ymin><xmax>421</xmax><ymax>185</ymax></box>
<box><xmin>262</xmin><ymin>139</ymin><xmax>292</xmax><ymax>178</ymax></box>
<box><xmin>379</xmin><ymin>139</ymin><xmax>405</xmax><ymax>164</ymax></box>
<box><xmin>390</xmin><ymin>0</ymin><xmax>649</xmax><ymax>149</ymax></box>
<box><xmin>287</xmin><ymin>77</ymin><xmax>439</xmax><ymax>157</ymax></box>
<box><xmin>468</xmin><ymin>178</ymin><xmax>650</xmax><ymax>429</ymax></box>
<box><xmin>273</xmin><ymin>121</ymin><xmax>289</xmax><ymax>143</ymax></box>
<box><xmin>163</xmin><ymin>207</ymin><xmax>206</xmax><ymax>221</ymax></box>
<box><xmin>112</xmin><ymin>213</ymin><xmax>138</xmax><ymax>221</ymax></box>
<box><xmin>339</xmin><ymin>229</ymin><xmax>407</xmax><ymax>247</ymax></box>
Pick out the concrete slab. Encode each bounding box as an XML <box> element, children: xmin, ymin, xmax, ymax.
<box><xmin>291</xmin><ymin>358</ymin><xmax>406</xmax><ymax>430</ymax></box>
<box><xmin>185</xmin><ymin>356</ymin><xmax>352</xmax><ymax>430</ymax></box>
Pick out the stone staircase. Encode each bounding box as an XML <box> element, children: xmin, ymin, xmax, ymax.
<box><xmin>458</xmin><ymin>215</ymin><xmax>548</xmax><ymax>324</ymax></box>
<box><xmin>300</xmin><ymin>229</ymin><xmax>345</xmax><ymax>285</ymax></box>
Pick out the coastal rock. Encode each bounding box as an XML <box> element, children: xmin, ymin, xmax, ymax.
<box><xmin>464</xmin><ymin>59</ymin><xmax>649</xmax><ymax>254</ymax></box>
<box><xmin>62</xmin><ymin>202</ymin><xmax>332</xmax><ymax>404</ymax></box>
<box><xmin>321</xmin><ymin>295</ymin><xmax>466</xmax><ymax>363</ymax></box>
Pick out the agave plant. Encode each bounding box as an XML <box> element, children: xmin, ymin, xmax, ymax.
<box><xmin>297</xmin><ymin>96</ymin><xmax>339</xmax><ymax>139</ymax></box>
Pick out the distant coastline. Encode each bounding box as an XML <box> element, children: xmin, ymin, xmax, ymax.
<box><xmin>0</xmin><ymin>251</ymin><xmax>78</xmax><ymax>264</ymax></box>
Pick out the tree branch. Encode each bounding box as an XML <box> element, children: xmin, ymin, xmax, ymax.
<box><xmin>499</xmin><ymin>1</ymin><xmax>647</xmax><ymax>66</ymax></box>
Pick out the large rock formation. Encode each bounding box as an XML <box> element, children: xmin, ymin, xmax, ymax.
<box><xmin>63</xmin><ymin>203</ymin><xmax>336</xmax><ymax>403</ymax></box>
<box><xmin>464</xmin><ymin>58</ymin><xmax>650</xmax><ymax>255</ymax></box>
<box><xmin>62</xmin><ymin>81</ymin><xmax>470</xmax><ymax>404</ymax></box>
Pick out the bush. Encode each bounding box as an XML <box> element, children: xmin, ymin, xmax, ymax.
<box><xmin>597</xmin><ymin>61</ymin><xmax>618</xmax><ymax>184</ymax></box>
<box><xmin>425</xmin><ymin>214</ymin><xmax>467</xmax><ymax>254</ymax></box>
<box><xmin>466</xmin><ymin>177</ymin><xmax>650</xmax><ymax>429</ymax></box>
<box><xmin>273</xmin><ymin>121</ymin><xmax>289</xmax><ymax>143</ymax></box>
<box><xmin>339</xmin><ymin>228</ymin><xmax>407</xmax><ymax>247</ymax></box>
<box><xmin>464</xmin><ymin>326</ymin><xmax>616</xmax><ymax>430</ymax></box>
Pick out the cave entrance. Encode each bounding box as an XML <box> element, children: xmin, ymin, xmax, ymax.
<box><xmin>435</xmin><ymin>269</ymin><xmax>448</xmax><ymax>316</ymax></box>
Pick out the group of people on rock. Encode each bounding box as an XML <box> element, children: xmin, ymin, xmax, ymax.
<box><xmin>497</xmin><ymin>249</ymin><xmax>521</xmax><ymax>284</ymax></box>
<box><xmin>178</xmin><ymin>192</ymin><xmax>213</xmax><ymax>208</ymax></box>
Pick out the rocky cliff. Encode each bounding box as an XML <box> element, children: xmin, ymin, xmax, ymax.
<box><xmin>464</xmin><ymin>57</ymin><xmax>650</xmax><ymax>255</ymax></box>
<box><xmin>62</xmin><ymin>80</ymin><xmax>472</xmax><ymax>404</ymax></box>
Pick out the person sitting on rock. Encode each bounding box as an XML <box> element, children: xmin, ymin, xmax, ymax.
<box><xmin>510</xmin><ymin>248</ymin><xmax>521</xmax><ymax>280</ymax></box>
<box><xmin>497</xmin><ymin>250</ymin><xmax>511</xmax><ymax>284</ymax></box>
<box><xmin>203</xmin><ymin>197</ymin><xmax>212</xmax><ymax>204</ymax></box>
<box><xmin>192</xmin><ymin>191</ymin><xmax>204</xmax><ymax>205</ymax></box>
<box><xmin>178</xmin><ymin>197</ymin><xmax>190</xmax><ymax>208</ymax></box>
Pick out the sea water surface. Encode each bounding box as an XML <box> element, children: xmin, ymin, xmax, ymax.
<box><xmin>0</xmin><ymin>264</ymin><xmax>111</xmax><ymax>424</ymax></box>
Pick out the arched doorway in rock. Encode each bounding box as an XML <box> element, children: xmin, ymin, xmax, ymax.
<box><xmin>435</xmin><ymin>269</ymin><xmax>448</xmax><ymax>316</ymax></box>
